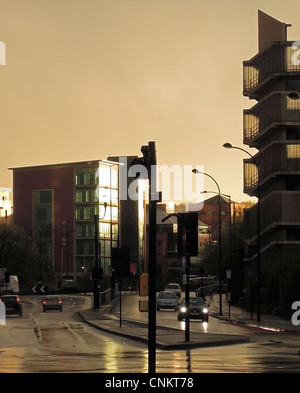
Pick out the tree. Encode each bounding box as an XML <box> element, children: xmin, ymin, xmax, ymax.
<box><xmin>0</xmin><ymin>223</ymin><xmax>53</xmax><ymax>289</ymax></box>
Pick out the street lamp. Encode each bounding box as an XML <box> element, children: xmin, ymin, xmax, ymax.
<box><xmin>287</xmin><ymin>91</ymin><xmax>300</xmax><ymax>100</ymax></box>
<box><xmin>192</xmin><ymin>169</ymin><xmax>223</xmax><ymax>315</ymax></box>
<box><xmin>223</xmin><ymin>143</ymin><xmax>261</xmax><ymax>322</ymax></box>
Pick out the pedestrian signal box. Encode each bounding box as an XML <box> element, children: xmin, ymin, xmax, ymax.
<box><xmin>139</xmin><ymin>300</ymin><xmax>148</xmax><ymax>312</ymax></box>
<box><xmin>139</xmin><ymin>273</ymin><xmax>149</xmax><ymax>297</ymax></box>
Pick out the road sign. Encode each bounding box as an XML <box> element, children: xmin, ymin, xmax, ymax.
<box><xmin>32</xmin><ymin>284</ymin><xmax>46</xmax><ymax>294</ymax></box>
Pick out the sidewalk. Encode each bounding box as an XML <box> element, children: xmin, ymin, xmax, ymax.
<box><xmin>78</xmin><ymin>293</ymin><xmax>299</xmax><ymax>350</ymax></box>
<box><xmin>78</xmin><ymin>299</ymin><xmax>250</xmax><ymax>350</ymax></box>
<box><xmin>209</xmin><ymin>294</ymin><xmax>300</xmax><ymax>333</ymax></box>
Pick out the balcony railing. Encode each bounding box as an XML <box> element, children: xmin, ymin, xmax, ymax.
<box><xmin>243</xmin><ymin>142</ymin><xmax>300</xmax><ymax>194</ymax></box>
<box><xmin>244</xmin><ymin>93</ymin><xmax>300</xmax><ymax>144</ymax></box>
<box><xmin>244</xmin><ymin>192</ymin><xmax>300</xmax><ymax>241</ymax></box>
<box><xmin>243</xmin><ymin>42</ymin><xmax>300</xmax><ymax>96</ymax></box>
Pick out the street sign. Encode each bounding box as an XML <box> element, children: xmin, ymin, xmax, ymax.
<box><xmin>32</xmin><ymin>285</ymin><xmax>46</xmax><ymax>294</ymax></box>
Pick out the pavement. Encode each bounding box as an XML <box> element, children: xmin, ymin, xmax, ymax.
<box><xmin>78</xmin><ymin>293</ymin><xmax>300</xmax><ymax>350</ymax></box>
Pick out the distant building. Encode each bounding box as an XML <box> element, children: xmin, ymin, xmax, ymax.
<box><xmin>0</xmin><ymin>188</ymin><xmax>13</xmax><ymax>224</ymax></box>
<box><xmin>108</xmin><ymin>155</ymin><xmax>145</xmax><ymax>274</ymax></box>
<box><xmin>10</xmin><ymin>160</ymin><xmax>120</xmax><ymax>287</ymax></box>
<box><xmin>146</xmin><ymin>204</ymin><xmax>209</xmax><ymax>285</ymax></box>
<box><xmin>243</xmin><ymin>11</ymin><xmax>300</xmax><ymax>263</ymax></box>
<box><xmin>194</xmin><ymin>195</ymin><xmax>231</xmax><ymax>241</ymax></box>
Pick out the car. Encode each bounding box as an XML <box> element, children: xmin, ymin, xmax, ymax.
<box><xmin>0</xmin><ymin>294</ymin><xmax>23</xmax><ymax>316</ymax></box>
<box><xmin>156</xmin><ymin>291</ymin><xmax>179</xmax><ymax>311</ymax></box>
<box><xmin>164</xmin><ymin>283</ymin><xmax>182</xmax><ymax>298</ymax></box>
<box><xmin>42</xmin><ymin>295</ymin><xmax>63</xmax><ymax>312</ymax></box>
<box><xmin>177</xmin><ymin>297</ymin><xmax>209</xmax><ymax>321</ymax></box>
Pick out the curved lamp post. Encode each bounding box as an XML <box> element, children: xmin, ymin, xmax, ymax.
<box><xmin>223</xmin><ymin>143</ymin><xmax>261</xmax><ymax>322</ymax></box>
<box><xmin>192</xmin><ymin>169</ymin><xmax>223</xmax><ymax>315</ymax></box>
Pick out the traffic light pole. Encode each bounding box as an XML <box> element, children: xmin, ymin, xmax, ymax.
<box><xmin>162</xmin><ymin>213</ymin><xmax>199</xmax><ymax>343</ymax></box>
<box><xmin>94</xmin><ymin>214</ymin><xmax>100</xmax><ymax>311</ymax></box>
<box><xmin>148</xmin><ymin>196</ymin><xmax>157</xmax><ymax>373</ymax></box>
<box><xmin>134</xmin><ymin>141</ymin><xmax>160</xmax><ymax>373</ymax></box>
<box><xmin>185</xmin><ymin>253</ymin><xmax>190</xmax><ymax>342</ymax></box>
<box><xmin>148</xmin><ymin>141</ymin><xmax>157</xmax><ymax>374</ymax></box>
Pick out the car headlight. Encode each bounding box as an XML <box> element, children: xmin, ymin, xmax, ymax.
<box><xmin>180</xmin><ymin>307</ymin><xmax>187</xmax><ymax>313</ymax></box>
<box><xmin>203</xmin><ymin>308</ymin><xmax>208</xmax><ymax>314</ymax></box>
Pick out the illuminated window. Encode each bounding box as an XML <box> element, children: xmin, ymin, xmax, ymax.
<box><xmin>76</xmin><ymin>168</ymin><xmax>98</xmax><ymax>185</ymax></box>
<box><xmin>244</xmin><ymin>162</ymin><xmax>258</xmax><ymax>189</ymax></box>
<box><xmin>287</xmin><ymin>144</ymin><xmax>300</xmax><ymax>158</ymax></box>
<box><xmin>243</xmin><ymin>65</ymin><xmax>259</xmax><ymax>91</ymax></box>
<box><xmin>98</xmin><ymin>165</ymin><xmax>111</xmax><ymax>187</ymax></box>
<box><xmin>244</xmin><ymin>113</ymin><xmax>260</xmax><ymax>139</ymax></box>
<box><xmin>286</xmin><ymin>96</ymin><xmax>300</xmax><ymax>111</ymax></box>
<box><xmin>99</xmin><ymin>222</ymin><xmax>110</xmax><ymax>237</ymax></box>
<box><xmin>98</xmin><ymin>188</ymin><xmax>118</xmax><ymax>204</ymax></box>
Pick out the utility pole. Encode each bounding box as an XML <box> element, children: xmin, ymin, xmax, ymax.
<box><xmin>93</xmin><ymin>214</ymin><xmax>100</xmax><ymax>310</ymax></box>
<box><xmin>162</xmin><ymin>212</ymin><xmax>198</xmax><ymax>343</ymax></box>
<box><xmin>132</xmin><ymin>141</ymin><xmax>160</xmax><ymax>373</ymax></box>
<box><xmin>147</xmin><ymin>142</ymin><xmax>158</xmax><ymax>373</ymax></box>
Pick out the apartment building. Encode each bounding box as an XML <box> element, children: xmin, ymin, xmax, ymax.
<box><xmin>243</xmin><ymin>11</ymin><xmax>300</xmax><ymax>263</ymax></box>
<box><xmin>0</xmin><ymin>188</ymin><xmax>13</xmax><ymax>224</ymax></box>
<box><xmin>10</xmin><ymin>160</ymin><xmax>119</xmax><ymax>286</ymax></box>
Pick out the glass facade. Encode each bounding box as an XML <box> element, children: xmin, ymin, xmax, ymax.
<box><xmin>75</xmin><ymin>162</ymin><xmax>119</xmax><ymax>276</ymax></box>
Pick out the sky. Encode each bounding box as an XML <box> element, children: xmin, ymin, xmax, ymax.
<box><xmin>1</xmin><ymin>0</ymin><xmax>300</xmax><ymax>204</ymax></box>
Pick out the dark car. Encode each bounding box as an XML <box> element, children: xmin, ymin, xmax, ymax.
<box><xmin>177</xmin><ymin>297</ymin><xmax>209</xmax><ymax>322</ymax></box>
<box><xmin>0</xmin><ymin>294</ymin><xmax>23</xmax><ymax>316</ymax></box>
<box><xmin>42</xmin><ymin>295</ymin><xmax>63</xmax><ymax>312</ymax></box>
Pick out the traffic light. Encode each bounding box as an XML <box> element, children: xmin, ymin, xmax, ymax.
<box><xmin>111</xmin><ymin>247</ymin><xmax>130</xmax><ymax>278</ymax></box>
<box><xmin>177</xmin><ymin>213</ymin><xmax>198</xmax><ymax>257</ymax></box>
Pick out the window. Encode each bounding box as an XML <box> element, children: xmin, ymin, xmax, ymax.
<box><xmin>76</xmin><ymin>189</ymin><xmax>97</xmax><ymax>203</ymax></box>
<box><xmin>33</xmin><ymin>190</ymin><xmax>53</xmax><ymax>260</ymax></box>
<box><xmin>287</xmin><ymin>144</ymin><xmax>300</xmax><ymax>159</ymax></box>
<box><xmin>75</xmin><ymin>168</ymin><xmax>98</xmax><ymax>185</ymax></box>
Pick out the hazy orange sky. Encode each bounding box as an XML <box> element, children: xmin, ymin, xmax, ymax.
<box><xmin>1</xmin><ymin>0</ymin><xmax>300</xmax><ymax>204</ymax></box>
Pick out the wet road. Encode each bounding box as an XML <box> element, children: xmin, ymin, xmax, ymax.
<box><xmin>1</xmin><ymin>294</ymin><xmax>300</xmax><ymax>373</ymax></box>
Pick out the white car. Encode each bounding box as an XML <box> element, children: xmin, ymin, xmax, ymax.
<box><xmin>164</xmin><ymin>283</ymin><xmax>182</xmax><ymax>298</ymax></box>
<box><xmin>156</xmin><ymin>291</ymin><xmax>179</xmax><ymax>311</ymax></box>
